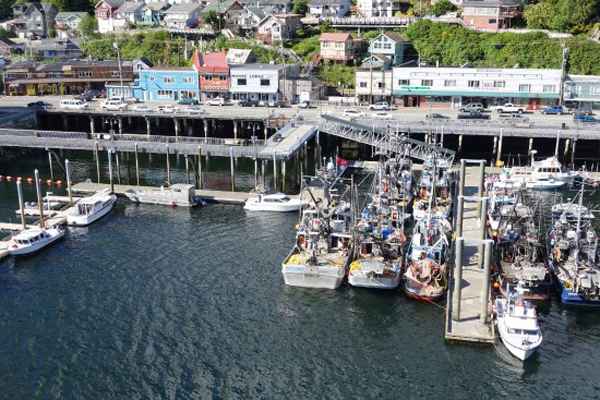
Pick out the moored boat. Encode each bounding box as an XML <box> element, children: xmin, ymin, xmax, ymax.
<box><xmin>7</xmin><ymin>226</ymin><xmax>65</xmax><ymax>256</ymax></box>
<box><xmin>244</xmin><ymin>193</ymin><xmax>305</xmax><ymax>212</ymax></box>
<box><xmin>65</xmin><ymin>189</ymin><xmax>117</xmax><ymax>226</ymax></box>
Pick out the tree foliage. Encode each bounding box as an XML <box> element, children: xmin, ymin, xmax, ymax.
<box><xmin>318</xmin><ymin>64</ymin><xmax>355</xmax><ymax>88</ymax></box>
<box><xmin>204</xmin><ymin>10</ymin><xmax>221</xmax><ymax>31</ymax></box>
<box><xmin>292</xmin><ymin>0</ymin><xmax>308</xmax><ymax>15</ymax></box>
<box><xmin>430</xmin><ymin>0</ymin><xmax>457</xmax><ymax>17</ymax></box>
<box><xmin>405</xmin><ymin>20</ymin><xmax>600</xmax><ymax>75</ymax></box>
<box><xmin>291</xmin><ymin>34</ymin><xmax>320</xmax><ymax>61</ymax></box>
<box><xmin>78</xmin><ymin>13</ymin><xmax>97</xmax><ymax>38</ymax></box>
<box><xmin>524</xmin><ymin>0</ymin><xmax>599</xmax><ymax>33</ymax></box>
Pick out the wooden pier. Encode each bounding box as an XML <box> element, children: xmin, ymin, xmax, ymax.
<box><xmin>445</xmin><ymin>163</ymin><xmax>495</xmax><ymax>344</ymax></box>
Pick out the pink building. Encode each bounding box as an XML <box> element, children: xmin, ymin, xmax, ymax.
<box><xmin>462</xmin><ymin>0</ymin><xmax>521</xmax><ymax>32</ymax></box>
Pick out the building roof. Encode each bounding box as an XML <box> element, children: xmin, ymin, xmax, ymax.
<box><xmin>55</xmin><ymin>12</ymin><xmax>88</xmax><ymax>21</ymax></box>
<box><xmin>463</xmin><ymin>0</ymin><xmax>520</xmax><ymax>7</ymax></box>
<box><xmin>320</xmin><ymin>32</ymin><xmax>351</xmax><ymax>42</ymax></box>
<box><xmin>0</xmin><ymin>36</ymin><xmax>18</xmax><ymax>47</ymax></box>
<box><xmin>230</xmin><ymin>63</ymin><xmax>284</xmax><ymax>71</ymax></box>
<box><xmin>202</xmin><ymin>0</ymin><xmax>238</xmax><ymax>14</ymax></box>
<box><xmin>26</xmin><ymin>38</ymin><xmax>81</xmax><ymax>51</ymax></box>
<box><xmin>95</xmin><ymin>0</ymin><xmax>126</xmax><ymax>9</ymax></box>
<box><xmin>381</xmin><ymin>31</ymin><xmax>408</xmax><ymax>43</ymax></box>
<box><xmin>144</xmin><ymin>1</ymin><xmax>169</xmax><ymax>11</ymax></box>
<box><xmin>309</xmin><ymin>0</ymin><xmax>344</xmax><ymax>6</ymax></box>
<box><xmin>163</xmin><ymin>2</ymin><xmax>200</xmax><ymax>14</ymax></box>
<box><xmin>116</xmin><ymin>1</ymin><xmax>144</xmax><ymax>14</ymax></box>
<box><xmin>226</xmin><ymin>48</ymin><xmax>252</xmax><ymax>64</ymax></box>
<box><xmin>147</xmin><ymin>65</ymin><xmax>196</xmax><ymax>71</ymax></box>
<box><xmin>245</xmin><ymin>6</ymin><xmax>267</xmax><ymax>19</ymax></box>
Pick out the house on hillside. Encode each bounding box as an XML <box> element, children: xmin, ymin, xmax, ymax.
<box><xmin>226</xmin><ymin>48</ymin><xmax>254</xmax><ymax>64</ymax></box>
<box><xmin>356</xmin><ymin>0</ymin><xmax>409</xmax><ymax>17</ymax></box>
<box><xmin>113</xmin><ymin>1</ymin><xmax>145</xmax><ymax>30</ymax></box>
<box><xmin>308</xmin><ymin>0</ymin><xmax>351</xmax><ymax>18</ymax></box>
<box><xmin>240</xmin><ymin>0</ymin><xmax>293</xmax><ymax>14</ymax></box>
<box><xmin>140</xmin><ymin>2</ymin><xmax>170</xmax><ymax>26</ymax></box>
<box><xmin>0</xmin><ymin>37</ymin><xmax>23</xmax><ymax>58</ymax></box>
<box><xmin>25</xmin><ymin>38</ymin><xmax>82</xmax><ymax>59</ymax></box>
<box><xmin>95</xmin><ymin>0</ymin><xmax>126</xmax><ymax>33</ymax></box>
<box><xmin>162</xmin><ymin>2</ymin><xmax>201</xmax><ymax>29</ymax></box>
<box><xmin>16</xmin><ymin>2</ymin><xmax>58</xmax><ymax>39</ymax></box>
<box><xmin>319</xmin><ymin>32</ymin><xmax>357</xmax><ymax>63</ymax></box>
<box><xmin>461</xmin><ymin>0</ymin><xmax>521</xmax><ymax>32</ymax></box>
<box><xmin>256</xmin><ymin>13</ymin><xmax>302</xmax><ymax>44</ymax></box>
<box><xmin>368</xmin><ymin>31</ymin><xmax>409</xmax><ymax>66</ymax></box>
<box><xmin>235</xmin><ymin>6</ymin><xmax>267</xmax><ymax>33</ymax></box>
<box><xmin>55</xmin><ymin>12</ymin><xmax>88</xmax><ymax>39</ymax></box>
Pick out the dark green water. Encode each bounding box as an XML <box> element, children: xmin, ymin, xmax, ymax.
<box><xmin>1</xmin><ymin>151</ymin><xmax>600</xmax><ymax>399</ymax></box>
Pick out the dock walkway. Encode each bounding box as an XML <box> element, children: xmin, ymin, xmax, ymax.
<box><xmin>445</xmin><ymin>167</ymin><xmax>495</xmax><ymax>344</ymax></box>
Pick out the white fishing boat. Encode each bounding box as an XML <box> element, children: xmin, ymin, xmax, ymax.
<box><xmin>495</xmin><ymin>155</ymin><xmax>573</xmax><ymax>191</ymax></box>
<box><xmin>7</xmin><ymin>226</ymin><xmax>65</xmax><ymax>256</ymax></box>
<box><xmin>124</xmin><ymin>184</ymin><xmax>199</xmax><ymax>207</ymax></box>
<box><xmin>495</xmin><ymin>283</ymin><xmax>543</xmax><ymax>361</ymax></box>
<box><xmin>244</xmin><ymin>193</ymin><xmax>305</xmax><ymax>212</ymax></box>
<box><xmin>552</xmin><ymin>202</ymin><xmax>594</xmax><ymax>221</ymax></box>
<box><xmin>281</xmin><ymin>208</ymin><xmax>350</xmax><ymax>289</ymax></box>
<box><xmin>65</xmin><ymin>189</ymin><xmax>117</xmax><ymax>226</ymax></box>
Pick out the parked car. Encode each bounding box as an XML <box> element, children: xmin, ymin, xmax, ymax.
<box><xmin>268</xmin><ymin>99</ymin><xmax>286</xmax><ymax>108</ymax></box>
<box><xmin>206</xmin><ymin>97</ymin><xmax>228</xmax><ymax>106</ymax></box>
<box><xmin>156</xmin><ymin>105</ymin><xmax>175</xmax><ymax>113</ymax></box>
<box><xmin>78</xmin><ymin>89</ymin><xmax>102</xmax><ymax>102</ymax></box>
<box><xmin>60</xmin><ymin>98</ymin><xmax>89</xmax><ymax>110</ymax></box>
<box><xmin>541</xmin><ymin>105</ymin><xmax>566</xmax><ymax>115</ymax></box>
<box><xmin>238</xmin><ymin>99</ymin><xmax>259</xmax><ymax>107</ymax></box>
<box><xmin>177</xmin><ymin>97</ymin><xmax>200</xmax><ymax>106</ymax></box>
<box><xmin>343</xmin><ymin>109</ymin><xmax>364</xmax><ymax>119</ymax></box>
<box><xmin>457</xmin><ymin>111</ymin><xmax>490</xmax><ymax>120</ymax></box>
<box><xmin>573</xmin><ymin>112</ymin><xmax>599</xmax><ymax>123</ymax></box>
<box><xmin>373</xmin><ymin>111</ymin><xmax>393</xmax><ymax>120</ymax></box>
<box><xmin>27</xmin><ymin>101</ymin><xmax>51</xmax><ymax>109</ymax></box>
<box><xmin>492</xmin><ymin>103</ymin><xmax>525</xmax><ymax>113</ymax></box>
<box><xmin>459</xmin><ymin>103</ymin><xmax>485</xmax><ymax>113</ymax></box>
<box><xmin>185</xmin><ymin>105</ymin><xmax>204</xmax><ymax>114</ymax></box>
<box><xmin>369</xmin><ymin>101</ymin><xmax>391</xmax><ymax>111</ymax></box>
<box><xmin>101</xmin><ymin>99</ymin><xmax>128</xmax><ymax>111</ymax></box>
<box><xmin>298</xmin><ymin>100</ymin><xmax>311</xmax><ymax>109</ymax></box>
<box><xmin>425</xmin><ymin>113</ymin><xmax>450</xmax><ymax>120</ymax></box>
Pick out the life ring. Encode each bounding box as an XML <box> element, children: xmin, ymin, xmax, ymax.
<box><xmin>297</xmin><ymin>235</ymin><xmax>305</xmax><ymax>247</ymax></box>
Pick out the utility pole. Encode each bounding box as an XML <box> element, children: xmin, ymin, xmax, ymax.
<box><xmin>559</xmin><ymin>46</ymin><xmax>569</xmax><ymax>106</ymax></box>
<box><xmin>113</xmin><ymin>42</ymin><xmax>124</xmax><ymax>101</ymax></box>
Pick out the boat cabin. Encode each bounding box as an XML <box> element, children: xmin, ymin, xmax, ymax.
<box><xmin>13</xmin><ymin>229</ymin><xmax>49</xmax><ymax>245</ymax></box>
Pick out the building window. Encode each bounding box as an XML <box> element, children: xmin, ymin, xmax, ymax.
<box><xmin>519</xmin><ymin>84</ymin><xmax>531</xmax><ymax>92</ymax></box>
<box><xmin>468</xmin><ymin>80</ymin><xmax>480</xmax><ymax>88</ymax></box>
<box><xmin>543</xmin><ymin>84</ymin><xmax>556</xmax><ymax>93</ymax></box>
<box><xmin>183</xmin><ymin>77</ymin><xmax>194</xmax><ymax>83</ymax></box>
<box><xmin>260</xmin><ymin>79</ymin><xmax>270</xmax><ymax>86</ymax></box>
<box><xmin>444</xmin><ymin>80</ymin><xmax>456</xmax><ymax>87</ymax></box>
<box><xmin>157</xmin><ymin>90</ymin><xmax>173</xmax><ymax>97</ymax></box>
<box><xmin>377</xmin><ymin>82</ymin><xmax>384</xmax><ymax>88</ymax></box>
<box><xmin>359</xmin><ymin>81</ymin><xmax>367</xmax><ymax>88</ymax></box>
<box><xmin>398</xmin><ymin>79</ymin><xmax>409</xmax><ymax>85</ymax></box>
<box><xmin>180</xmin><ymin>90</ymin><xmax>196</xmax><ymax>98</ymax></box>
<box><xmin>591</xmin><ymin>86</ymin><xmax>600</xmax><ymax>96</ymax></box>
<box><xmin>494</xmin><ymin>80</ymin><xmax>505</xmax><ymax>88</ymax></box>
<box><xmin>111</xmin><ymin>71</ymin><xmax>120</xmax><ymax>78</ymax></box>
<box><xmin>78</xmin><ymin>71</ymin><xmax>92</xmax><ymax>78</ymax></box>
<box><xmin>383</xmin><ymin>43</ymin><xmax>392</xmax><ymax>49</ymax></box>
<box><xmin>237</xmin><ymin>78</ymin><xmax>247</xmax><ymax>85</ymax></box>
<box><xmin>163</xmin><ymin>76</ymin><xmax>174</xmax><ymax>83</ymax></box>
<box><xmin>421</xmin><ymin>80</ymin><xmax>433</xmax><ymax>87</ymax></box>
<box><xmin>488</xmin><ymin>19</ymin><xmax>497</xmax><ymax>24</ymax></box>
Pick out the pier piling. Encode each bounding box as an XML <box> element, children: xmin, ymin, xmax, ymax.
<box><xmin>185</xmin><ymin>155</ymin><xmax>190</xmax><ymax>184</ymax></box>
<box><xmin>197</xmin><ymin>146</ymin><xmax>203</xmax><ymax>189</ymax></box>
<box><xmin>108</xmin><ymin>150</ymin><xmax>114</xmax><ymax>194</ymax></box>
<box><xmin>34</xmin><ymin>169</ymin><xmax>44</xmax><ymax>228</ymax></box>
<box><xmin>452</xmin><ymin>237</ymin><xmax>464</xmax><ymax>321</ymax></box>
<box><xmin>229</xmin><ymin>148</ymin><xmax>235</xmax><ymax>192</ymax></box>
<box><xmin>16</xmin><ymin>179</ymin><xmax>26</xmax><ymax>230</ymax></box>
<box><xmin>528</xmin><ymin>137</ymin><xmax>533</xmax><ymax>155</ymax></box>
<box><xmin>95</xmin><ymin>141</ymin><xmax>100</xmax><ymax>183</ymax></box>
<box><xmin>554</xmin><ymin>130</ymin><xmax>561</xmax><ymax>158</ymax></box>
<box><xmin>115</xmin><ymin>152</ymin><xmax>121</xmax><ymax>185</ymax></box>
<box><xmin>272</xmin><ymin>155</ymin><xmax>278</xmax><ymax>191</ymax></box>
<box><xmin>254</xmin><ymin>158</ymin><xmax>258</xmax><ymax>188</ymax></box>
<box><xmin>174</xmin><ymin>119</ymin><xmax>179</xmax><ymax>142</ymax></box>
<box><xmin>166</xmin><ymin>145</ymin><xmax>171</xmax><ymax>186</ymax></box>
<box><xmin>134</xmin><ymin>143</ymin><xmax>140</xmax><ymax>186</ymax></box>
<box><xmin>478</xmin><ymin>197</ymin><xmax>488</xmax><ymax>269</ymax></box>
<box><xmin>282</xmin><ymin>159</ymin><xmax>286</xmax><ymax>192</ymax></box>
<box><xmin>480</xmin><ymin>240</ymin><xmax>493</xmax><ymax>323</ymax></box>
<box><xmin>476</xmin><ymin>161</ymin><xmax>485</xmax><ymax>216</ymax></box>
<box><xmin>65</xmin><ymin>159</ymin><xmax>73</xmax><ymax>205</ymax></box>
<box><xmin>145</xmin><ymin>117</ymin><xmax>151</xmax><ymax>136</ymax></box>
<box><xmin>47</xmin><ymin>150</ymin><xmax>54</xmax><ymax>184</ymax></box>
<box><xmin>496</xmin><ymin>129</ymin><xmax>503</xmax><ymax>166</ymax></box>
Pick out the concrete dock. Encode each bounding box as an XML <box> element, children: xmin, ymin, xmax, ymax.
<box><xmin>445</xmin><ymin>165</ymin><xmax>495</xmax><ymax>344</ymax></box>
<box><xmin>72</xmin><ymin>182</ymin><xmax>255</xmax><ymax>204</ymax></box>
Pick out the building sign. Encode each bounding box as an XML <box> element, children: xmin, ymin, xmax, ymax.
<box><xmin>399</xmin><ymin>85</ymin><xmax>430</xmax><ymax>91</ymax></box>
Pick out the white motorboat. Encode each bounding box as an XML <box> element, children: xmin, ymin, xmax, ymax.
<box><xmin>525</xmin><ymin>177</ymin><xmax>565</xmax><ymax>190</ymax></box>
<box><xmin>7</xmin><ymin>226</ymin><xmax>65</xmax><ymax>256</ymax></box>
<box><xmin>243</xmin><ymin>193</ymin><xmax>305</xmax><ymax>212</ymax></box>
<box><xmin>65</xmin><ymin>189</ymin><xmax>117</xmax><ymax>226</ymax></box>
<box><xmin>495</xmin><ymin>155</ymin><xmax>574</xmax><ymax>191</ymax></box>
<box><xmin>552</xmin><ymin>202</ymin><xmax>594</xmax><ymax>221</ymax></box>
<box><xmin>494</xmin><ymin>283</ymin><xmax>543</xmax><ymax>361</ymax></box>
<box><xmin>124</xmin><ymin>184</ymin><xmax>199</xmax><ymax>207</ymax></box>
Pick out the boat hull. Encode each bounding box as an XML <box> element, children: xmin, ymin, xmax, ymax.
<box><xmin>244</xmin><ymin>202</ymin><xmax>303</xmax><ymax>212</ymax></box>
<box><xmin>403</xmin><ymin>279</ymin><xmax>446</xmax><ymax>302</ymax></box>
<box><xmin>347</xmin><ymin>273</ymin><xmax>401</xmax><ymax>289</ymax></box>
<box><xmin>496</xmin><ymin>320</ymin><xmax>541</xmax><ymax>361</ymax></box>
<box><xmin>281</xmin><ymin>264</ymin><xmax>345</xmax><ymax>289</ymax></box>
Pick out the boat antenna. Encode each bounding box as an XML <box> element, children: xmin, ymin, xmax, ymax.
<box><xmin>574</xmin><ymin>180</ymin><xmax>585</xmax><ymax>272</ymax></box>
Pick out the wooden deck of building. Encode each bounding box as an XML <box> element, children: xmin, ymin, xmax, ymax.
<box><xmin>445</xmin><ymin>165</ymin><xmax>495</xmax><ymax>344</ymax></box>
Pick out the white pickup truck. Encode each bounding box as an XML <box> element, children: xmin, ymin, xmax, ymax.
<box><xmin>492</xmin><ymin>103</ymin><xmax>525</xmax><ymax>113</ymax></box>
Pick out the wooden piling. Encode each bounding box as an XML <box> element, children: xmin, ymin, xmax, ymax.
<box><xmin>16</xmin><ymin>179</ymin><xmax>26</xmax><ymax>230</ymax></box>
<box><xmin>134</xmin><ymin>143</ymin><xmax>140</xmax><ymax>186</ymax></box>
<box><xmin>480</xmin><ymin>240</ymin><xmax>493</xmax><ymax>323</ymax></box>
<box><xmin>34</xmin><ymin>169</ymin><xmax>44</xmax><ymax>228</ymax></box>
<box><xmin>95</xmin><ymin>141</ymin><xmax>101</xmax><ymax>183</ymax></box>
<box><xmin>165</xmin><ymin>145</ymin><xmax>171</xmax><ymax>185</ymax></box>
<box><xmin>452</xmin><ymin>237</ymin><xmax>464</xmax><ymax>322</ymax></box>
<box><xmin>65</xmin><ymin>159</ymin><xmax>73</xmax><ymax>204</ymax></box>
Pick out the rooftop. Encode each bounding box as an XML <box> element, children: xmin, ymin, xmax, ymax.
<box><xmin>163</xmin><ymin>2</ymin><xmax>200</xmax><ymax>13</ymax></box>
<box><xmin>230</xmin><ymin>63</ymin><xmax>285</xmax><ymax>71</ymax></box>
<box><xmin>320</xmin><ymin>32</ymin><xmax>352</xmax><ymax>42</ymax></box>
<box><xmin>463</xmin><ymin>0</ymin><xmax>520</xmax><ymax>7</ymax></box>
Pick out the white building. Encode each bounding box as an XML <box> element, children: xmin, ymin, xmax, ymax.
<box><xmin>162</xmin><ymin>2</ymin><xmax>201</xmax><ymax>29</ymax></box>
<box><xmin>356</xmin><ymin>69</ymin><xmax>393</xmax><ymax>103</ymax></box>
<box><xmin>308</xmin><ymin>0</ymin><xmax>351</xmax><ymax>18</ymax></box>
<box><xmin>357</xmin><ymin>0</ymin><xmax>406</xmax><ymax>17</ymax></box>
<box><xmin>391</xmin><ymin>67</ymin><xmax>562</xmax><ymax>109</ymax></box>
<box><xmin>229</xmin><ymin>63</ymin><xmax>300</xmax><ymax>102</ymax></box>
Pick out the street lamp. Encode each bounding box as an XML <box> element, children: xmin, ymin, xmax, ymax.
<box><xmin>113</xmin><ymin>42</ymin><xmax>124</xmax><ymax>101</ymax></box>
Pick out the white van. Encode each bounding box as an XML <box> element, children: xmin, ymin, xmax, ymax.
<box><xmin>60</xmin><ymin>98</ymin><xmax>89</xmax><ymax>110</ymax></box>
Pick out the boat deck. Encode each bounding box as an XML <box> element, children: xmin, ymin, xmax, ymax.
<box><xmin>445</xmin><ymin>168</ymin><xmax>495</xmax><ymax>344</ymax></box>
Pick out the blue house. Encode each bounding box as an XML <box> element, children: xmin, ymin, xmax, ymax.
<box><xmin>108</xmin><ymin>66</ymin><xmax>200</xmax><ymax>102</ymax></box>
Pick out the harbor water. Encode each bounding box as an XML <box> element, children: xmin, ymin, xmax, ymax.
<box><xmin>1</xmin><ymin>151</ymin><xmax>600</xmax><ymax>399</ymax></box>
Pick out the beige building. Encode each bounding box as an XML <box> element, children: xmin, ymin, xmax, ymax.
<box><xmin>319</xmin><ymin>32</ymin><xmax>355</xmax><ymax>63</ymax></box>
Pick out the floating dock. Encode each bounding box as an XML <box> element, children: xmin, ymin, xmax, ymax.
<box><xmin>445</xmin><ymin>164</ymin><xmax>495</xmax><ymax>344</ymax></box>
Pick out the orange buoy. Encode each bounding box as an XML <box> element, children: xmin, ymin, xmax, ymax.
<box><xmin>46</xmin><ymin>179</ymin><xmax>52</xmax><ymax>185</ymax></box>
<box><xmin>26</xmin><ymin>177</ymin><xmax>33</xmax><ymax>184</ymax></box>
<box><xmin>6</xmin><ymin>176</ymin><xmax>12</xmax><ymax>181</ymax></box>
<box><xmin>0</xmin><ymin>175</ymin><xmax>4</xmax><ymax>180</ymax></box>
<box><xmin>493</xmin><ymin>281</ymin><xmax>500</xmax><ymax>289</ymax></box>
<box><xmin>55</xmin><ymin>180</ymin><xmax>63</xmax><ymax>185</ymax></box>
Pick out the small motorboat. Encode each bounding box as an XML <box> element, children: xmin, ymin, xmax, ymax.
<box><xmin>244</xmin><ymin>193</ymin><xmax>305</xmax><ymax>212</ymax></box>
<box><xmin>7</xmin><ymin>226</ymin><xmax>65</xmax><ymax>256</ymax></box>
<box><xmin>495</xmin><ymin>282</ymin><xmax>543</xmax><ymax>361</ymax></box>
<box><xmin>65</xmin><ymin>189</ymin><xmax>117</xmax><ymax>226</ymax></box>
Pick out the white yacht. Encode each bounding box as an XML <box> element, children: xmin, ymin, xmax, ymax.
<box><xmin>65</xmin><ymin>189</ymin><xmax>117</xmax><ymax>226</ymax></box>
<box><xmin>7</xmin><ymin>226</ymin><xmax>65</xmax><ymax>256</ymax></box>
<box><xmin>244</xmin><ymin>193</ymin><xmax>305</xmax><ymax>212</ymax></box>
<box><xmin>552</xmin><ymin>202</ymin><xmax>595</xmax><ymax>221</ymax></box>
<box><xmin>496</xmin><ymin>155</ymin><xmax>574</xmax><ymax>191</ymax></box>
<box><xmin>495</xmin><ymin>283</ymin><xmax>543</xmax><ymax>361</ymax></box>
<box><xmin>124</xmin><ymin>184</ymin><xmax>199</xmax><ymax>207</ymax></box>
